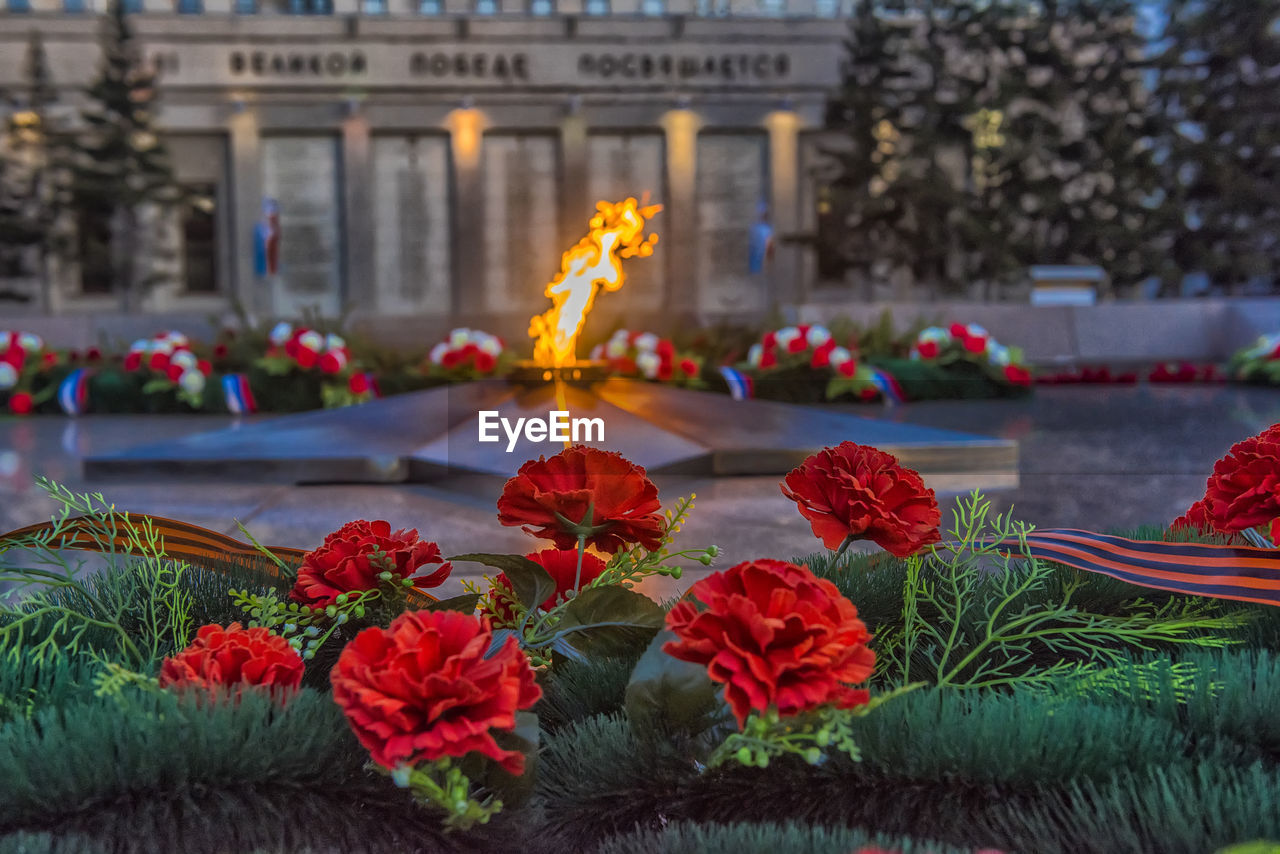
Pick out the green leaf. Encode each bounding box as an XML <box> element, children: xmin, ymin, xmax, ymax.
<box><xmin>421</xmin><ymin>593</ymin><xmax>480</xmax><ymax>615</ymax></box>
<box><xmin>140</xmin><ymin>378</ymin><xmax>173</xmax><ymax>394</ymax></box>
<box><xmin>450</xmin><ymin>553</ymin><xmax>556</xmax><ymax>612</ymax></box>
<box><xmin>625</xmin><ymin>629</ymin><xmax>723</xmax><ymax>732</ymax></box>
<box><xmin>552</xmin><ymin>586</ymin><xmax>665</xmax><ymax>659</ymax></box>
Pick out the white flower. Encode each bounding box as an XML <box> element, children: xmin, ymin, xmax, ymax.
<box><xmin>151</xmin><ymin>339</ymin><xmax>175</xmax><ymax>355</ymax></box>
<box><xmin>130</xmin><ymin>338</ymin><xmax>150</xmax><ymax>354</ymax></box>
<box><xmin>269</xmin><ymin>322</ymin><xmax>293</xmax><ymax>346</ymax></box>
<box><xmin>988</xmin><ymin>344</ymin><xmax>1011</xmax><ymax>366</ymax></box>
<box><xmin>449</xmin><ymin>328</ymin><xmax>470</xmax><ymax>348</ymax></box>
<box><xmin>170</xmin><ymin>350</ymin><xmax>198</xmax><ymax>370</ymax></box>
<box><xmin>747</xmin><ymin>343</ymin><xmax>763</xmax><ymax>367</ymax></box>
<box><xmin>636</xmin><ymin>351</ymin><xmax>661</xmax><ymax>378</ymax></box>
<box><xmin>179</xmin><ymin>368</ymin><xmax>206</xmax><ymax>395</ymax></box>
<box><xmin>606</xmin><ymin>338</ymin><xmax>629</xmax><ymax>358</ymax></box>
<box><xmin>165</xmin><ymin>332</ymin><xmax>189</xmax><ymax>348</ymax></box>
<box><xmin>807</xmin><ymin>326</ymin><xmax>832</xmax><ymax>347</ymax></box>
<box><xmin>0</xmin><ymin>363</ymin><xmax>16</xmax><ymax>389</ymax></box>
<box><xmin>965</xmin><ymin>324</ymin><xmax>988</xmax><ymax>339</ymax></box>
<box><xmin>17</xmin><ymin>333</ymin><xmax>42</xmax><ymax>352</ymax></box>
<box><xmin>829</xmin><ymin>346</ymin><xmax>853</xmax><ymax>367</ymax></box>
<box><xmin>325</xmin><ymin>334</ymin><xmax>346</xmax><ymax>352</ymax></box>
<box><xmin>298</xmin><ymin>331</ymin><xmax>324</xmax><ymax>353</ymax></box>
<box><xmin>590</xmin><ymin>344</ymin><xmax>604</xmax><ymax>360</ymax></box>
<box><xmin>775</xmin><ymin>326</ymin><xmax>801</xmax><ymax>348</ymax></box>
<box><xmin>634</xmin><ymin>332</ymin><xmax>659</xmax><ymax>352</ymax></box>
<box><xmin>610</xmin><ymin>329</ymin><xmax>630</xmax><ymax>343</ymax></box>
<box><xmin>477</xmin><ymin>336</ymin><xmax>503</xmax><ymax>357</ymax></box>
<box><xmin>429</xmin><ymin>342</ymin><xmax>449</xmax><ymax>364</ymax></box>
<box><xmin>919</xmin><ymin>326</ymin><xmax>950</xmax><ymax>343</ymax></box>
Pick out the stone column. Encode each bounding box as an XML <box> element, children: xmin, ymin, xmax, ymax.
<box><xmin>764</xmin><ymin>108</ymin><xmax>801</xmax><ymax>307</ymax></box>
<box><xmin>660</xmin><ymin>107</ymin><xmax>700</xmax><ymax>313</ymax></box>
<box><xmin>341</xmin><ymin>110</ymin><xmax>373</xmax><ymax>310</ymax></box>
<box><xmin>227</xmin><ymin>104</ymin><xmax>263</xmax><ymax>317</ymax></box>
<box><xmin>559</xmin><ymin>109</ymin><xmax>589</xmax><ymax>254</ymax></box>
<box><xmin>447</xmin><ymin>107</ymin><xmax>487</xmax><ymax>314</ymax></box>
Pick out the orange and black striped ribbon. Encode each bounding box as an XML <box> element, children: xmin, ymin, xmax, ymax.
<box><xmin>990</xmin><ymin>528</ymin><xmax>1280</xmax><ymax>607</ymax></box>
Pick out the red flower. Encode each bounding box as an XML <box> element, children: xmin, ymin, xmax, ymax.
<box><xmin>657</xmin><ymin>359</ymin><xmax>674</xmax><ymax>381</ymax></box>
<box><xmin>41</xmin><ymin>352</ymin><xmax>58</xmax><ymax>370</ymax></box>
<box><xmin>475</xmin><ymin>350</ymin><xmax>497</xmax><ymax>373</ymax></box>
<box><xmin>1171</xmin><ymin>499</ymin><xmax>1211</xmax><ymax>532</ymax></box>
<box><xmin>86</xmin><ymin>347</ymin><xmax>102</xmax><ymax>362</ymax></box>
<box><xmin>917</xmin><ymin>340</ymin><xmax>939</xmax><ymax>359</ymax></box>
<box><xmin>1003</xmin><ymin>365</ymin><xmax>1032</xmax><ymax>386</ymax></box>
<box><xmin>331</xmin><ymin>610</ymin><xmax>541</xmax><ymax>773</ymax></box>
<box><xmin>758</xmin><ymin>349</ymin><xmax>777</xmax><ymax>369</ymax></box>
<box><xmin>318</xmin><ymin>351</ymin><xmax>344</xmax><ymax>374</ymax></box>
<box><xmin>781</xmin><ymin>442</ymin><xmax>941</xmax><ymax>557</ymax></box>
<box><xmin>213</xmin><ymin>343</ymin><xmax>229</xmax><ymax>359</ymax></box>
<box><xmin>489</xmin><ymin>548</ymin><xmax>608</xmax><ymax>625</ymax></box>
<box><xmin>497</xmin><ymin>446</ymin><xmax>665</xmax><ymax>554</ymax></box>
<box><xmin>762</xmin><ymin>331</ymin><xmax>778</xmax><ymax>349</ymax></box>
<box><xmin>149</xmin><ymin>351</ymin><xmax>170</xmax><ymax>372</ymax></box>
<box><xmin>786</xmin><ymin>336</ymin><xmax>808</xmax><ymax>354</ymax></box>
<box><xmin>859</xmin><ymin>387</ymin><xmax>879</xmax><ymax>401</ymax></box>
<box><xmin>159</xmin><ymin>623</ymin><xmax>304</xmax><ymax>698</ymax></box>
<box><xmin>811</xmin><ymin>339</ymin><xmax>836</xmax><ymax>368</ymax></box>
<box><xmin>290</xmin><ymin>520</ymin><xmax>452</xmax><ymax>608</ymax></box>
<box><xmin>8</xmin><ymin>392</ymin><xmax>33</xmax><ymax>415</ymax></box>
<box><xmin>197</xmin><ymin>359</ymin><xmax>212</xmax><ymax>376</ymax></box>
<box><xmin>964</xmin><ymin>335</ymin><xmax>987</xmax><ymax>354</ymax></box>
<box><xmin>124</xmin><ymin>352</ymin><xmax>142</xmax><ymax>372</ymax></box>
<box><xmin>1203</xmin><ymin>425</ymin><xmax>1280</xmax><ymax>537</ymax></box>
<box><xmin>664</xmin><ymin>559</ymin><xmax>875</xmax><ymax>728</ymax></box>
<box><xmin>656</xmin><ymin>339</ymin><xmax>675</xmax><ymax>360</ymax></box>
<box><xmin>349</xmin><ymin>372</ymin><xmax>370</xmax><ymax>395</ymax></box>
<box><xmin>679</xmin><ymin>358</ymin><xmax>698</xmax><ymax>377</ymax></box>
<box><xmin>949</xmin><ymin>323</ymin><xmax>967</xmax><ymax>337</ymax></box>
<box><xmin>837</xmin><ymin>360</ymin><xmax>857</xmax><ymax>378</ymax></box>
<box><xmin>295</xmin><ymin>347</ymin><xmax>318</xmax><ymax>369</ymax></box>
<box><xmin>166</xmin><ymin>363</ymin><xmax>184</xmax><ymax>382</ymax></box>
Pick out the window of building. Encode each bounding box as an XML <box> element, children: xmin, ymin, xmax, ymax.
<box><xmin>813</xmin><ymin>0</ymin><xmax>837</xmax><ymax>14</ymax></box>
<box><xmin>639</xmin><ymin>0</ymin><xmax>663</xmax><ymax>14</ymax></box>
<box><xmin>528</xmin><ymin>0</ymin><xmax>553</xmax><ymax>14</ymax></box>
<box><xmin>362</xmin><ymin>0</ymin><xmax>387</xmax><ymax>12</ymax></box>
<box><xmin>233</xmin><ymin>0</ymin><xmax>257</xmax><ymax>11</ymax></box>
<box><xmin>758</xmin><ymin>0</ymin><xmax>783</xmax><ymax>14</ymax></box>
<box><xmin>473</xmin><ymin>0</ymin><xmax>497</xmax><ymax>13</ymax></box>
<box><xmin>288</xmin><ymin>0</ymin><xmax>333</xmax><ymax>13</ymax></box>
<box><xmin>7</xmin><ymin>0</ymin><xmax>32</xmax><ymax>11</ymax></box>
<box><xmin>695</xmin><ymin>0</ymin><xmax>729</xmax><ymax>15</ymax></box>
<box><xmin>418</xmin><ymin>0</ymin><xmax>441</xmax><ymax>12</ymax></box>
<box><xmin>583</xmin><ymin>0</ymin><xmax>608</xmax><ymax>13</ymax></box>
<box><xmin>181</xmin><ymin>186</ymin><xmax>219</xmax><ymax>294</ymax></box>
<box><xmin>63</xmin><ymin>0</ymin><xmax>89</xmax><ymax>13</ymax></box>
<box><xmin>122</xmin><ymin>0</ymin><xmax>144</xmax><ymax>10</ymax></box>
<box><xmin>177</xmin><ymin>0</ymin><xmax>203</xmax><ymax>13</ymax></box>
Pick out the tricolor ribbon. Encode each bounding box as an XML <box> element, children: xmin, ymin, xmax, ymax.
<box><xmin>57</xmin><ymin>368</ymin><xmax>91</xmax><ymax>416</ymax></box>
<box><xmin>719</xmin><ymin>366</ymin><xmax>754</xmax><ymax>401</ymax></box>
<box><xmin>869</xmin><ymin>367</ymin><xmax>906</xmax><ymax>406</ymax></box>
<box><xmin>222</xmin><ymin>373</ymin><xmax>256</xmax><ymax>415</ymax></box>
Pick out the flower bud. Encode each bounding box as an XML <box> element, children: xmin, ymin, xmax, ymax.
<box><xmin>804</xmin><ymin>748</ymin><xmax>822</xmax><ymax>764</ymax></box>
<box><xmin>335</xmin><ymin>593</ymin><xmax>349</xmax><ymax>605</ymax></box>
<box><xmin>391</xmin><ymin>766</ymin><xmax>413</xmax><ymax>788</ymax></box>
<box><xmin>378</xmin><ymin>570</ymin><xmax>394</xmax><ymax>582</ymax></box>
<box><xmin>325</xmin><ymin>605</ymin><xmax>337</xmax><ymax>618</ymax></box>
<box><xmin>736</xmin><ymin>747</ymin><xmax>752</xmax><ymax>765</ymax></box>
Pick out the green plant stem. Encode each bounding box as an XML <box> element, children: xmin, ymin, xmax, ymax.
<box><xmin>832</xmin><ymin>535</ymin><xmax>856</xmax><ymax>562</ymax></box>
<box><xmin>573</xmin><ymin>534</ymin><xmax>587</xmax><ymax>594</ymax></box>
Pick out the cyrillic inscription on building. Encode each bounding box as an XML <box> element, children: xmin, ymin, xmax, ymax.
<box><xmin>576</xmin><ymin>53</ymin><xmax>790</xmax><ymax>81</ymax></box>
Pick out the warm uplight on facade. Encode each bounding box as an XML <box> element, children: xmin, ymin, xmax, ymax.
<box><xmin>530</xmin><ymin>198</ymin><xmax>661</xmax><ymax>368</ymax></box>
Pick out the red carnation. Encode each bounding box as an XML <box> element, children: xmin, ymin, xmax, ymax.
<box><xmin>1004</xmin><ymin>365</ymin><xmax>1032</xmax><ymax>386</ymax></box>
<box><xmin>8</xmin><ymin>392</ymin><xmax>33</xmax><ymax>415</ymax></box>
<box><xmin>949</xmin><ymin>323</ymin><xmax>967</xmax><ymax>337</ymax></box>
<box><xmin>759</xmin><ymin>350</ymin><xmax>777</xmax><ymax>369</ymax></box>
<box><xmin>859</xmin><ymin>387</ymin><xmax>879</xmax><ymax>400</ymax></box>
<box><xmin>657</xmin><ymin>359</ymin><xmax>674</xmax><ymax>381</ymax></box>
<box><xmin>964</xmin><ymin>335</ymin><xmax>987</xmax><ymax>354</ymax></box>
<box><xmin>295</xmin><ymin>347</ymin><xmax>318</xmax><ymax>369</ymax></box>
<box><xmin>781</xmin><ymin>441</ymin><xmax>941</xmax><ymax>557</ymax></box>
<box><xmin>811</xmin><ymin>339</ymin><xmax>836</xmax><ymax>368</ymax></box>
<box><xmin>213</xmin><ymin>343</ymin><xmax>229</xmax><ymax>359</ymax></box>
<box><xmin>159</xmin><ymin>622</ymin><xmax>304</xmax><ymax>699</ymax></box>
<box><xmin>86</xmin><ymin>347</ymin><xmax>102</xmax><ymax>362</ymax></box>
<box><xmin>349</xmin><ymin>372</ymin><xmax>370</xmax><ymax>395</ymax></box>
<box><xmin>441</xmin><ymin>350</ymin><xmax>461</xmax><ymax>369</ymax></box>
<box><xmin>475</xmin><ymin>350</ymin><xmax>497</xmax><ymax>373</ymax></box>
<box><xmin>679</xmin><ymin>358</ymin><xmax>698</xmax><ymax>377</ymax></box>
<box><xmin>656</xmin><ymin>339</ymin><xmax>675</xmax><ymax>360</ymax></box>
<box><xmin>787</xmin><ymin>336</ymin><xmax>808</xmax><ymax>354</ymax></box>
<box><xmin>497</xmin><ymin>446</ymin><xmax>665</xmax><ymax>553</ymax></box>
<box><xmin>1203</xmin><ymin>425</ymin><xmax>1280</xmax><ymax>538</ymax></box>
<box><xmin>1171</xmin><ymin>499</ymin><xmax>1211</xmax><ymax>533</ymax></box>
<box><xmin>917</xmin><ymin>340</ymin><xmax>939</xmax><ymax>359</ymax></box>
<box><xmin>124</xmin><ymin>351</ymin><xmax>143</xmax><ymax>372</ymax></box>
<box><xmin>41</xmin><ymin>352</ymin><xmax>58</xmax><ymax>370</ymax></box>
<box><xmin>197</xmin><ymin>359</ymin><xmax>212</xmax><ymax>376</ymax></box>
<box><xmin>664</xmin><ymin>559</ymin><xmax>875</xmax><ymax>728</ymax></box>
<box><xmin>762</xmin><ymin>331</ymin><xmax>777</xmax><ymax>349</ymax></box>
<box><xmin>331</xmin><ymin>610</ymin><xmax>541</xmax><ymax>773</ymax></box>
<box><xmin>290</xmin><ymin>519</ymin><xmax>452</xmax><ymax>608</ymax></box>
<box><xmin>318</xmin><ymin>351</ymin><xmax>343</xmax><ymax>374</ymax></box>
<box><xmin>838</xmin><ymin>360</ymin><xmax>857</xmax><ymax>378</ymax></box>
<box><xmin>149</xmin><ymin>351</ymin><xmax>170</xmax><ymax>372</ymax></box>
<box><xmin>489</xmin><ymin>547</ymin><xmax>608</xmax><ymax>626</ymax></box>
<box><xmin>166</xmin><ymin>363</ymin><xmax>184</xmax><ymax>382</ymax></box>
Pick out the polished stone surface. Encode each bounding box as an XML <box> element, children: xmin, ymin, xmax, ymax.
<box><xmin>83</xmin><ymin>377</ymin><xmax>1016</xmax><ymax>482</ymax></box>
<box><xmin>3</xmin><ymin>386</ymin><xmax>1277</xmax><ymax>598</ymax></box>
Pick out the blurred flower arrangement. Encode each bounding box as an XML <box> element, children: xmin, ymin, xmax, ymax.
<box><xmin>122</xmin><ymin>331</ymin><xmax>213</xmax><ymax>409</ymax></box>
<box><xmin>743</xmin><ymin>324</ymin><xmax>881</xmax><ymax>402</ymax></box>
<box><xmin>590</xmin><ymin>329</ymin><xmax>703</xmax><ymax>387</ymax></box>
<box><xmin>424</xmin><ymin>328</ymin><xmax>510</xmax><ymax>380</ymax></box>
<box><xmin>1229</xmin><ymin>333</ymin><xmax>1280</xmax><ymax>386</ymax></box>
<box><xmin>910</xmin><ymin>324</ymin><xmax>1032</xmax><ymax>388</ymax></box>
<box><xmin>0</xmin><ymin>331</ymin><xmax>52</xmax><ymax>415</ymax></box>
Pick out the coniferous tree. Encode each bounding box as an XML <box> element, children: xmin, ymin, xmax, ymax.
<box><xmin>0</xmin><ymin>31</ymin><xmax>63</xmax><ymax>308</ymax></box>
<box><xmin>815</xmin><ymin>0</ymin><xmax>1173</xmax><ymax>298</ymax></box>
<box><xmin>63</xmin><ymin>0</ymin><xmax>179</xmax><ymax>311</ymax></box>
<box><xmin>1151</xmin><ymin>0</ymin><xmax>1280</xmax><ymax>294</ymax></box>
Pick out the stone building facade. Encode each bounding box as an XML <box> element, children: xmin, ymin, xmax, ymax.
<box><xmin>0</xmin><ymin>3</ymin><xmax>847</xmax><ymax>336</ymax></box>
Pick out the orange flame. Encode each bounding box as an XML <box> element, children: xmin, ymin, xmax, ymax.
<box><xmin>531</xmin><ymin>197</ymin><xmax>661</xmax><ymax>368</ymax></box>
